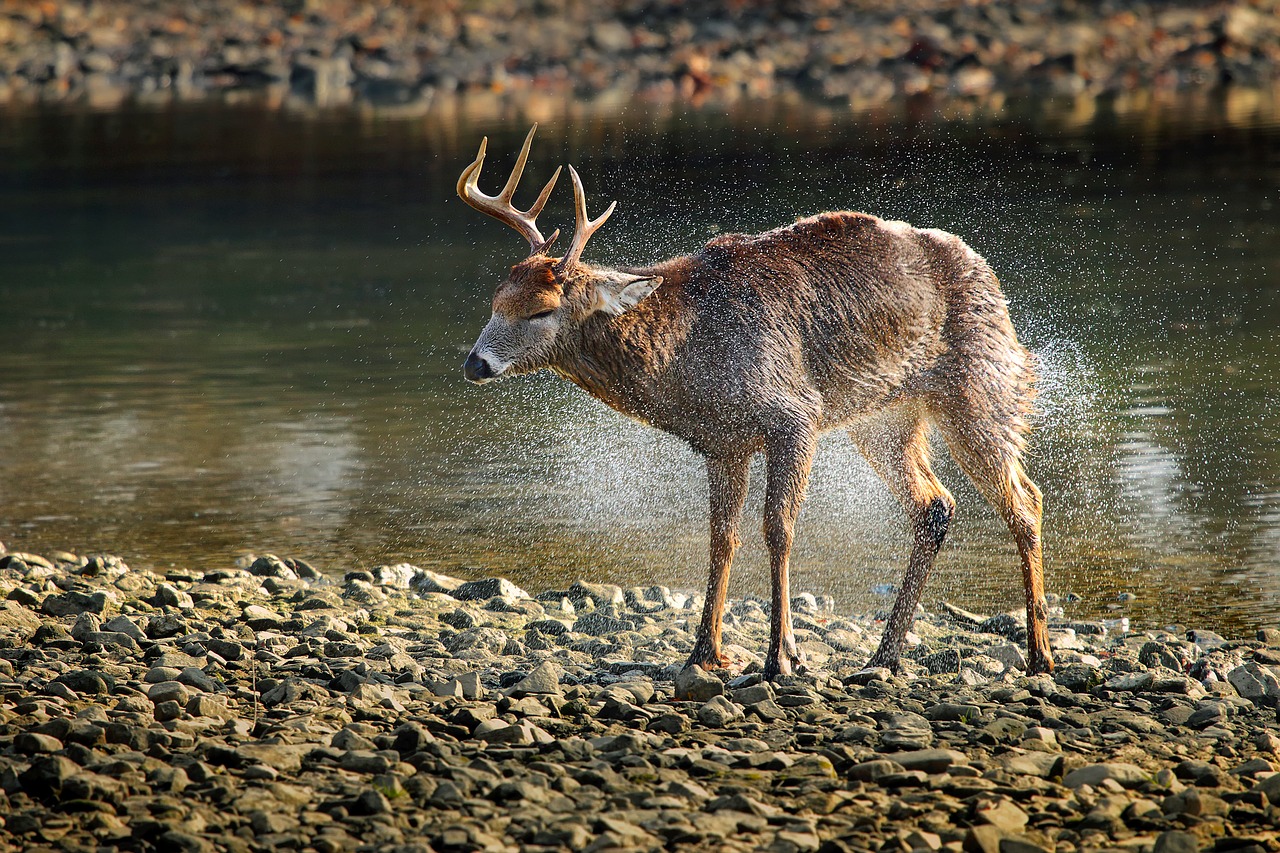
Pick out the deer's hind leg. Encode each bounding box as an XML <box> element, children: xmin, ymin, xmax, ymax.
<box><xmin>849</xmin><ymin>409</ymin><xmax>956</xmax><ymax>673</ymax></box>
<box><xmin>933</xmin><ymin>404</ymin><xmax>1055</xmax><ymax>675</ymax></box>
<box><xmin>761</xmin><ymin>428</ymin><xmax>817</xmax><ymax>679</ymax></box>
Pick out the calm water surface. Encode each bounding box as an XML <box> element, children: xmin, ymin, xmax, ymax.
<box><xmin>0</xmin><ymin>94</ymin><xmax>1276</xmax><ymax>632</ymax></box>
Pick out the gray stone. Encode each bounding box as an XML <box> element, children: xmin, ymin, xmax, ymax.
<box><xmin>367</xmin><ymin>563</ymin><xmax>416</xmax><ymax>588</ymax></box>
<box><xmin>411</xmin><ymin>567</ymin><xmax>464</xmax><ymax>594</ymax></box>
<box><xmin>1161</xmin><ymin>787</ymin><xmax>1229</xmax><ymax>817</ymax></box>
<box><xmin>573</xmin><ymin>612</ymin><xmax>634</xmax><ymax>636</ymax></box>
<box><xmin>1227</xmin><ymin>663</ymin><xmax>1280</xmax><ymax>705</ymax></box>
<box><xmin>70</xmin><ymin>611</ymin><xmax>102</xmax><ymax>639</ymax></box>
<box><xmin>674</xmin><ymin>665</ymin><xmax>723</xmax><ymax>701</ymax></box>
<box><xmin>1062</xmin><ymin>762</ymin><xmax>1150</xmax><ymax>789</ymax></box>
<box><xmin>978</xmin><ymin>612</ymin><xmax>1025</xmax><ymax>640</ymax></box>
<box><xmin>893</xmin><ymin>748</ymin><xmax>968</xmax><ymax>773</ymax></box>
<box><xmin>187</xmin><ymin>695</ymin><xmax>229</xmax><ymax>718</ymax></box>
<box><xmin>527</xmin><ymin>618</ymin><xmax>570</xmax><ymax>636</ymax></box>
<box><xmin>1053</xmin><ymin>662</ymin><xmax>1103</xmax><ymax>692</ymax></box>
<box><xmin>339</xmin><ymin>750</ymin><xmax>393</xmax><ymax>774</ymax></box>
<box><xmin>974</xmin><ymin>798</ymin><xmax>1028</xmax><ymax>833</ymax></box>
<box><xmin>1000</xmin><ymin>752</ymin><xmax>1063</xmax><ymax>778</ymax></box>
<box><xmin>445</xmin><ymin>627</ymin><xmax>508</xmax><ymax>654</ymax></box>
<box><xmin>154</xmin><ymin>699</ymin><xmax>183</xmax><ymax>721</ymax></box>
<box><xmin>731</xmin><ymin>683</ymin><xmax>776</xmax><ymax>705</ymax></box>
<box><xmin>747</xmin><ymin>699</ymin><xmax>787</xmax><ymax>722</ymax></box>
<box><xmin>42</xmin><ymin>589</ymin><xmax>115</xmax><ymax>617</ymax></box>
<box><xmin>176</xmin><ymin>667</ymin><xmax>217</xmax><ymax>693</ymax></box>
<box><xmin>697</xmin><ymin>695</ymin><xmax>744</xmax><ymax>727</ymax></box>
<box><xmin>1140</xmin><ymin>640</ymin><xmax>1192</xmax><ymax>670</ymax></box>
<box><xmin>147</xmin><ymin>613</ymin><xmax>189</xmax><ymax>638</ymax></box>
<box><xmin>20</xmin><ymin>755</ymin><xmax>79</xmax><ymax>796</ymax></box>
<box><xmin>987</xmin><ymin>644</ymin><xmax>1028</xmax><ymax>671</ymax></box>
<box><xmin>1153</xmin><ymin>831</ymin><xmax>1200</xmax><ymax>853</ymax></box>
<box><xmin>963</xmin><ymin>825</ymin><xmax>1006</xmax><ymax>853</ymax></box>
<box><xmin>1187</xmin><ymin>702</ymin><xmax>1231</xmax><ymax>729</ymax></box>
<box><xmin>15</xmin><ymin>732</ymin><xmax>63</xmax><ymax>754</ymax></box>
<box><xmin>248</xmin><ymin>555</ymin><xmax>297</xmax><ymax>580</ymax></box>
<box><xmin>647</xmin><ymin>712</ymin><xmax>689</xmax><ymax>734</ymax></box>
<box><xmin>146</xmin><ymin>666</ymin><xmax>183</xmax><ymax>683</ymax></box>
<box><xmin>920</xmin><ymin>648</ymin><xmax>962</xmax><ymax>674</ymax></box>
<box><xmin>54</xmin><ymin>669</ymin><xmax>113</xmax><ymax>695</ymax></box>
<box><xmin>568</xmin><ymin>580</ymin><xmax>624</xmax><ymax>608</ymax></box>
<box><xmin>148</xmin><ymin>681</ymin><xmax>191</xmax><ymax>705</ymax></box>
<box><xmin>845</xmin><ymin>667</ymin><xmax>893</xmax><ymax>685</ymax></box>
<box><xmin>1251</xmin><ymin>771</ymin><xmax>1280</xmax><ymax>802</ymax></box>
<box><xmin>849</xmin><ymin>759</ymin><xmax>905</xmax><ymax>781</ymax></box>
<box><xmin>155</xmin><ymin>583</ymin><xmax>195</xmax><ymax>609</ymax></box>
<box><xmin>260</xmin><ymin>677</ymin><xmax>330</xmax><ymax>707</ymax></box>
<box><xmin>707</xmin><ymin>792</ymin><xmax>780</xmax><ymax>816</ymax></box>
<box><xmin>508</xmin><ymin>660</ymin><xmax>563</xmax><ymax>696</ymax></box>
<box><xmin>441</xmin><ymin>608</ymin><xmax>477</xmax><ymax>630</ymax></box>
<box><xmin>878</xmin><ymin>712</ymin><xmax>933</xmax><ymax>750</ymax></box>
<box><xmin>454</xmin><ymin>577</ymin><xmax>528</xmax><ymax>602</ymax></box>
<box><xmin>242</xmin><ymin>604</ymin><xmax>284</xmax><ymax>630</ymax></box>
<box><xmin>1102</xmin><ymin>671</ymin><xmax>1155</xmax><ymax>692</ymax></box>
<box><xmin>102</xmin><ymin>615</ymin><xmax>146</xmax><ymax>640</ymax></box>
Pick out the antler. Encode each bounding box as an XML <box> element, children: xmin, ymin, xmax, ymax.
<box><xmin>457</xmin><ymin>124</ymin><xmax>562</xmax><ymax>254</ymax></box>
<box><xmin>554</xmin><ymin>165</ymin><xmax>617</xmax><ymax>276</ymax></box>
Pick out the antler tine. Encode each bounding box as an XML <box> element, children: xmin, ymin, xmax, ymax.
<box><xmin>456</xmin><ymin>124</ymin><xmax>560</xmax><ymax>253</ymax></box>
<box><xmin>555</xmin><ymin>164</ymin><xmax>617</xmax><ymax>276</ymax></box>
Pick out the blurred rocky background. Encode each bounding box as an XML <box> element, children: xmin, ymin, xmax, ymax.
<box><xmin>0</xmin><ymin>0</ymin><xmax>1276</xmax><ymax>112</ymax></box>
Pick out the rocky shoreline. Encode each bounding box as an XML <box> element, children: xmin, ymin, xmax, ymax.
<box><xmin>1</xmin><ymin>0</ymin><xmax>1277</xmax><ymax>112</ymax></box>
<box><xmin>2</xmin><ymin>545</ymin><xmax>1280</xmax><ymax>852</ymax></box>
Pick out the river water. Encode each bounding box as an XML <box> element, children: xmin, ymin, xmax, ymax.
<box><xmin>0</xmin><ymin>92</ymin><xmax>1276</xmax><ymax>633</ymax></box>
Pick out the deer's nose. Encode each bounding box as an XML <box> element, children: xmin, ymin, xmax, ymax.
<box><xmin>464</xmin><ymin>351</ymin><xmax>495</xmax><ymax>383</ymax></box>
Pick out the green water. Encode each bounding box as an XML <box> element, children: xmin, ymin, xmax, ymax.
<box><xmin>0</xmin><ymin>93</ymin><xmax>1276</xmax><ymax>633</ymax></box>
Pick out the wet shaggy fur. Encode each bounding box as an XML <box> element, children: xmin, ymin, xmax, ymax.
<box><xmin>477</xmin><ymin>210</ymin><xmax>1054</xmax><ymax>678</ymax></box>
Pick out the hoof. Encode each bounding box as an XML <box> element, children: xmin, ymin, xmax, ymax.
<box><xmin>763</xmin><ymin>651</ymin><xmax>805</xmax><ymax>682</ymax></box>
<box><xmin>685</xmin><ymin>647</ymin><xmax>730</xmax><ymax>671</ymax></box>
<box><xmin>864</xmin><ymin>651</ymin><xmax>902</xmax><ymax>674</ymax></box>
<box><xmin>1027</xmin><ymin>647</ymin><xmax>1055</xmax><ymax>675</ymax></box>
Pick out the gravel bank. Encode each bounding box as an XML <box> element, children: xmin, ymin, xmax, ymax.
<box><xmin>2</xmin><ymin>544</ymin><xmax>1280</xmax><ymax>852</ymax></box>
<box><xmin>1</xmin><ymin>0</ymin><xmax>1277</xmax><ymax>112</ymax></box>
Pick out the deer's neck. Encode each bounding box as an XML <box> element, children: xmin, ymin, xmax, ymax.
<box><xmin>550</xmin><ymin>277</ymin><xmax>689</xmax><ymax>426</ymax></box>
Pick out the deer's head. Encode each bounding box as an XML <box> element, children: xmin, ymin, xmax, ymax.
<box><xmin>457</xmin><ymin>125</ymin><xmax>661</xmax><ymax>384</ymax></box>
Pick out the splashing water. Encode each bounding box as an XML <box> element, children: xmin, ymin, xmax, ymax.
<box><xmin>0</xmin><ymin>96</ymin><xmax>1277</xmax><ymax>633</ymax></box>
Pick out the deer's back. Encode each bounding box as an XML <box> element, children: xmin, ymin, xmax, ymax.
<box><xmin>665</xmin><ymin>211</ymin><xmax>993</xmax><ymax>422</ymax></box>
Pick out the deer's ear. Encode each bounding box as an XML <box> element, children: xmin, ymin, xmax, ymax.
<box><xmin>592</xmin><ymin>274</ymin><xmax>662</xmax><ymax>317</ymax></box>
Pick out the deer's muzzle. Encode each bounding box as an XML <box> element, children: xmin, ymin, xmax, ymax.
<box><xmin>463</xmin><ymin>351</ymin><xmax>497</xmax><ymax>384</ymax></box>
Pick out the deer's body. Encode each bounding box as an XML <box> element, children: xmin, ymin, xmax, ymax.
<box><xmin>458</xmin><ymin>127</ymin><xmax>1055</xmax><ymax>680</ymax></box>
<box><xmin>553</xmin><ymin>212</ymin><xmax>995</xmax><ymax>446</ymax></box>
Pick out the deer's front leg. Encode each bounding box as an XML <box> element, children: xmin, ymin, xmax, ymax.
<box><xmin>762</xmin><ymin>429</ymin><xmax>816</xmax><ymax>680</ymax></box>
<box><xmin>686</xmin><ymin>453</ymin><xmax>750</xmax><ymax>671</ymax></box>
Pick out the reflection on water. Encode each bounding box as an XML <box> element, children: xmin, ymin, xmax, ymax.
<box><xmin>0</xmin><ymin>93</ymin><xmax>1276</xmax><ymax>633</ymax></box>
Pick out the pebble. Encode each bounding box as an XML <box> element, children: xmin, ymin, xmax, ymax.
<box><xmin>674</xmin><ymin>664</ymin><xmax>723</xmax><ymax>701</ymax></box>
<box><xmin>0</xmin><ymin>551</ymin><xmax>1277</xmax><ymax>851</ymax></box>
<box><xmin>697</xmin><ymin>695</ymin><xmax>745</xmax><ymax>727</ymax></box>
<box><xmin>0</xmin><ymin>0</ymin><xmax>1271</xmax><ymax>112</ymax></box>
<box><xmin>1062</xmin><ymin>762</ymin><xmax>1151</xmax><ymax>789</ymax></box>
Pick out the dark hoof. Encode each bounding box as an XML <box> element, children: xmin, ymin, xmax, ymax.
<box><xmin>864</xmin><ymin>652</ymin><xmax>902</xmax><ymax>674</ymax></box>
<box><xmin>763</xmin><ymin>651</ymin><xmax>805</xmax><ymax>681</ymax></box>
<box><xmin>1027</xmin><ymin>647</ymin><xmax>1055</xmax><ymax>675</ymax></box>
<box><xmin>686</xmin><ymin>647</ymin><xmax>730</xmax><ymax>670</ymax></box>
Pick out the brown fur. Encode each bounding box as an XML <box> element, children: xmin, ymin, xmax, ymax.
<box><xmin>494</xmin><ymin>260</ymin><xmax>562</xmax><ymax>317</ymax></box>
<box><xmin>466</xmin><ymin>198</ymin><xmax>1055</xmax><ymax>679</ymax></box>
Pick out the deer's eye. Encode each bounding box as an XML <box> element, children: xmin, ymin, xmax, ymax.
<box><xmin>529</xmin><ymin>309</ymin><xmax>556</xmax><ymax>321</ymax></box>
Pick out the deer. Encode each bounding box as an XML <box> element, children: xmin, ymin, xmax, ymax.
<box><xmin>456</xmin><ymin>125</ymin><xmax>1055</xmax><ymax>681</ymax></box>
